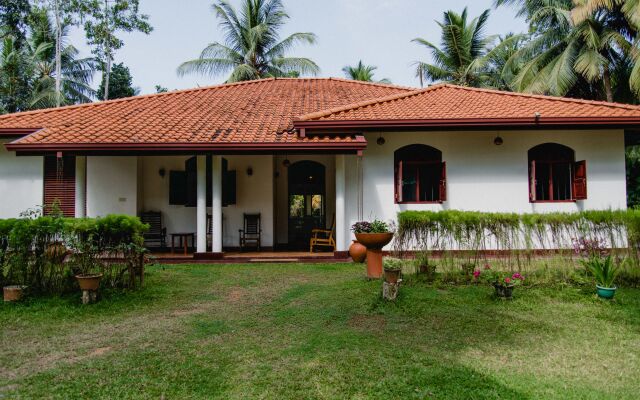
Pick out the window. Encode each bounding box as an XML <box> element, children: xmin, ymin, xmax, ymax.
<box><xmin>528</xmin><ymin>143</ymin><xmax>587</xmax><ymax>202</ymax></box>
<box><xmin>394</xmin><ymin>144</ymin><xmax>446</xmax><ymax>203</ymax></box>
<box><xmin>43</xmin><ymin>155</ymin><xmax>76</xmax><ymax>217</ymax></box>
<box><xmin>178</xmin><ymin>156</ymin><xmax>236</xmax><ymax>207</ymax></box>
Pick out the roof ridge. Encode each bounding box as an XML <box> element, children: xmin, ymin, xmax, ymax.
<box><xmin>442</xmin><ymin>84</ymin><xmax>640</xmax><ymax>111</ymax></box>
<box><xmin>297</xmin><ymin>84</ymin><xmax>445</xmax><ymax>121</ymax></box>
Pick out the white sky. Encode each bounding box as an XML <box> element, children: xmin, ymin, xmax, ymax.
<box><xmin>69</xmin><ymin>0</ymin><xmax>528</xmax><ymax>94</ymax></box>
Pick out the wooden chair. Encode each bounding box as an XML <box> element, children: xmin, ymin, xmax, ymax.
<box><xmin>140</xmin><ymin>211</ymin><xmax>166</xmax><ymax>249</ymax></box>
<box><xmin>310</xmin><ymin>215</ymin><xmax>336</xmax><ymax>252</ymax></box>
<box><xmin>239</xmin><ymin>213</ymin><xmax>261</xmax><ymax>251</ymax></box>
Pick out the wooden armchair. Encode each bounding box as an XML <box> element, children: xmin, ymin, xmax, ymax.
<box><xmin>140</xmin><ymin>211</ymin><xmax>166</xmax><ymax>249</ymax></box>
<box><xmin>239</xmin><ymin>213</ymin><xmax>261</xmax><ymax>251</ymax></box>
<box><xmin>309</xmin><ymin>214</ymin><xmax>336</xmax><ymax>252</ymax></box>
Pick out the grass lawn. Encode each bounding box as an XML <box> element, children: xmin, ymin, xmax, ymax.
<box><xmin>1</xmin><ymin>262</ymin><xmax>639</xmax><ymax>399</ymax></box>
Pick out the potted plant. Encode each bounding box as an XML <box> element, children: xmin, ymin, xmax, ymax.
<box><xmin>351</xmin><ymin>219</ymin><xmax>395</xmax><ymax>279</ymax></box>
<box><xmin>383</xmin><ymin>258</ymin><xmax>403</xmax><ymax>284</ymax></box>
<box><xmin>586</xmin><ymin>255</ymin><xmax>618</xmax><ymax>299</ymax></box>
<box><xmin>573</xmin><ymin>237</ymin><xmax>618</xmax><ymax>299</ymax></box>
<box><xmin>476</xmin><ymin>264</ymin><xmax>524</xmax><ymax>299</ymax></box>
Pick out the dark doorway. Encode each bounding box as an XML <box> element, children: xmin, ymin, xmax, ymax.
<box><xmin>288</xmin><ymin>161</ymin><xmax>326</xmax><ymax>249</ymax></box>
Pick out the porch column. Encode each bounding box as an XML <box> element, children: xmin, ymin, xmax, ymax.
<box><xmin>211</xmin><ymin>155</ymin><xmax>223</xmax><ymax>253</ymax></box>
<box><xmin>335</xmin><ymin>154</ymin><xmax>347</xmax><ymax>253</ymax></box>
<box><xmin>196</xmin><ymin>155</ymin><xmax>207</xmax><ymax>253</ymax></box>
<box><xmin>74</xmin><ymin>156</ymin><xmax>86</xmax><ymax>218</ymax></box>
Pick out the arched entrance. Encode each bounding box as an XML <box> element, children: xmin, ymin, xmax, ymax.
<box><xmin>288</xmin><ymin>160</ymin><xmax>326</xmax><ymax>249</ymax></box>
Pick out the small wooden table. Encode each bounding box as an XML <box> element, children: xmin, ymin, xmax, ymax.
<box><xmin>170</xmin><ymin>232</ymin><xmax>195</xmax><ymax>256</ymax></box>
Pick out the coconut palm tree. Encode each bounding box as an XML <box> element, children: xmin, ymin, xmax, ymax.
<box><xmin>28</xmin><ymin>7</ymin><xmax>96</xmax><ymax>108</ymax></box>
<box><xmin>497</xmin><ymin>0</ymin><xmax>633</xmax><ymax>101</ymax></box>
<box><xmin>178</xmin><ymin>0</ymin><xmax>319</xmax><ymax>82</ymax></box>
<box><xmin>412</xmin><ymin>8</ymin><xmax>496</xmax><ymax>87</ymax></box>
<box><xmin>342</xmin><ymin>61</ymin><xmax>390</xmax><ymax>83</ymax></box>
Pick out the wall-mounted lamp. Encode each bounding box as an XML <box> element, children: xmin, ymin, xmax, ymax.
<box><xmin>493</xmin><ymin>134</ymin><xmax>504</xmax><ymax>146</ymax></box>
<box><xmin>376</xmin><ymin>135</ymin><xmax>386</xmax><ymax>146</ymax></box>
<box><xmin>158</xmin><ymin>167</ymin><xmax>166</xmax><ymax>178</ymax></box>
<box><xmin>282</xmin><ymin>158</ymin><xmax>291</xmax><ymax>168</ymax></box>
<box><xmin>246</xmin><ymin>167</ymin><xmax>253</xmax><ymax>176</ymax></box>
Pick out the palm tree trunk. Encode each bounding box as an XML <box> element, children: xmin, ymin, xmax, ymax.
<box><xmin>53</xmin><ymin>0</ymin><xmax>62</xmax><ymax>107</ymax></box>
<box><xmin>603</xmin><ymin>67</ymin><xmax>613</xmax><ymax>103</ymax></box>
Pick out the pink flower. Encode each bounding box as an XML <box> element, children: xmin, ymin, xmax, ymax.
<box><xmin>512</xmin><ymin>273</ymin><xmax>523</xmax><ymax>280</ymax></box>
<box><xmin>504</xmin><ymin>277</ymin><xmax>511</xmax><ymax>284</ymax></box>
<box><xmin>473</xmin><ymin>270</ymin><xmax>481</xmax><ymax>279</ymax></box>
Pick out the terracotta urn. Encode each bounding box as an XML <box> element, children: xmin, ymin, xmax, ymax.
<box><xmin>3</xmin><ymin>285</ymin><xmax>26</xmax><ymax>302</ymax></box>
<box><xmin>355</xmin><ymin>232</ymin><xmax>394</xmax><ymax>279</ymax></box>
<box><xmin>75</xmin><ymin>274</ymin><xmax>103</xmax><ymax>291</ymax></box>
<box><xmin>348</xmin><ymin>240</ymin><xmax>366</xmax><ymax>263</ymax></box>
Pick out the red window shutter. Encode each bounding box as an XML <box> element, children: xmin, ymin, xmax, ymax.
<box><xmin>43</xmin><ymin>156</ymin><xmax>76</xmax><ymax>217</ymax></box>
<box><xmin>529</xmin><ymin>160</ymin><xmax>536</xmax><ymax>202</ymax></box>
<box><xmin>395</xmin><ymin>160</ymin><xmax>403</xmax><ymax>203</ymax></box>
<box><xmin>573</xmin><ymin>160</ymin><xmax>587</xmax><ymax>200</ymax></box>
<box><xmin>439</xmin><ymin>161</ymin><xmax>447</xmax><ymax>202</ymax></box>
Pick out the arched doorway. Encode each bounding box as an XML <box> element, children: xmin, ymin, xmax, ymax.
<box><xmin>288</xmin><ymin>161</ymin><xmax>326</xmax><ymax>249</ymax></box>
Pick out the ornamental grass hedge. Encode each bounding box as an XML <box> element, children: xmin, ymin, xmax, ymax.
<box><xmin>0</xmin><ymin>213</ymin><xmax>148</xmax><ymax>295</ymax></box>
<box><xmin>395</xmin><ymin>210</ymin><xmax>640</xmax><ymax>269</ymax></box>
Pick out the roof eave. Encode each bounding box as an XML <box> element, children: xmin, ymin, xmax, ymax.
<box><xmin>294</xmin><ymin>117</ymin><xmax>640</xmax><ymax>131</ymax></box>
<box><xmin>4</xmin><ymin>139</ymin><xmax>368</xmax><ymax>156</ymax></box>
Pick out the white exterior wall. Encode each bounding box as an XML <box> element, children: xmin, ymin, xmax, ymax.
<box><xmin>139</xmin><ymin>155</ymin><xmax>275</xmax><ymax>248</ymax></box>
<box><xmin>344</xmin><ymin>129</ymin><xmax>627</xmax><ymax>248</ymax></box>
<box><xmin>87</xmin><ymin>156</ymin><xmax>138</xmax><ymax>217</ymax></box>
<box><xmin>0</xmin><ymin>139</ymin><xmax>43</xmax><ymax>218</ymax></box>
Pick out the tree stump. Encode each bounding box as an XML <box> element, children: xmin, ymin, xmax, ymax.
<box><xmin>382</xmin><ymin>280</ymin><xmax>401</xmax><ymax>301</ymax></box>
<box><xmin>81</xmin><ymin>289</ymin><xmax>98</xmax><ymax>305</ymax></box>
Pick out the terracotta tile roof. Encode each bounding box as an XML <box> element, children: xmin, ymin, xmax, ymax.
<box><xmin>0</xmin><ymin>78</ymin><xmax>411</xmax><ymax>148</ymax></box>
<box><xmin>296</xmin><ymin>84</ymin><xmax>640</xmax><ymax>124</ymax></box>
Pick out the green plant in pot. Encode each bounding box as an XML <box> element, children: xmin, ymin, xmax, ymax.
<box><xmin>476</xmin><ymin>264</ymin><xmax>524</xmax><ymax>299</ymax></box>
<box><xmin>352</xmin><ymin>219</ymin><xmax>395</xmax><ymax>279</ymax></box>
<box><xmin>383</xmin><ymin>257</ymin><xmax>403</xmax><ymax>284</ymax></box>
<box><xmin>573</xmin><ymin>237</ymin><xmax>618</xmax><ymax>299</ymax></box>
<box><xmin>66</xmin><ymin>220</ymin><xmax>103</xmax><ymax>294</ymax></box>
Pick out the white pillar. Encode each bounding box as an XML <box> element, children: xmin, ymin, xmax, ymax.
<box><xmin>211</xmin><ymin>155</ymin><xmax>223</xmax><ymax>253</ymax></box>
<box><xmin>75</xmin><ymin>156</ymin><xmax>86</xmax><ymax>218</ymax></box>
<box><xmin>335</xmin><ymin>154</ymin><xmax>347</xmax><ymax>252</ymax></box>
<box><xmin>196</xmin><ymin>155</ymin><xmax>207</xmax><ymax>253</ymax></box>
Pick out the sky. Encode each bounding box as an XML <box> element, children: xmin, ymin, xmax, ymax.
<box><xmin>69</xmin><ymin>0</ymin><xmax>528</xmax><ymax>95</ymax></box>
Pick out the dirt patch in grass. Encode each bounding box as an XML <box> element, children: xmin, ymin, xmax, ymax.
<box><xmin>348</xmin><ymin>314</ymin><xmax>386</xmax><ymax>332</ymax></box>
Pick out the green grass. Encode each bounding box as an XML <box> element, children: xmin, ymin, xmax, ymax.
<box><xmin>1</xmin><ymin>263</ymin><xmax>639</xmax><ymax>399</ymax></box>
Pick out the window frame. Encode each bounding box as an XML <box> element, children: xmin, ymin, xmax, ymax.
<box><xmin>528</xmin><ymin>143</ymin><xmax>586</xmax><ymax>203</ymax></box>
<box><xmin>394</xmin><ymin>145</ymin><xmax>446</xmax><ymax>204</ymax></box>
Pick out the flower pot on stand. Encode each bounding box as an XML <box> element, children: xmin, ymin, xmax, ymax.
<box><xmin>355</xmin><ymin>232</ymin><xmax>394</xmax><ymax>279</ymax></box>
<box><xmin>75</xmin><ymin>274</ymin><xmax>103</xmax><ymax>304</ymax></box>
<box><xmin>384</xmin><ymin>268</ymin><xmax>401</xmax><ymax>284</ymax></box>
<box><xmin>493</xmin><ymin>283</ymin><xmax>515</xmax><ymax>299</ymax></box>
<box><xmin>3</xmin><ymin>285</ymin><xmax>26</xmax><ymax>302</ymax></box>
<box><xmin>349</xmin><ymin>240</ymin><xmax>366</xmax><ymax>263</ymax></box>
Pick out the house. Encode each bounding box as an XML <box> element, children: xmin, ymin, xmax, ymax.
<box><xmin>1</xmin><ymin>78</ymin><xmax>639</xmax><ymax>258</ymax></box>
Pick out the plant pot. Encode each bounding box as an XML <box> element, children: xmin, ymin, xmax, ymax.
<box><xmin>3</xmin><ymin>285</ymin><xmax>26</xmax><ymax>302</ymax></box>
<box><xmin>354</xmin><ymin>233</ymin><xmax>394</xmax><ymax>250</ymax></box>
<box><xmin>75</xmin><ymin>274</ymin><xmax>103</xmax><ymax>291</ymax></box>
<box><xmin>384</xmin><ymin>268</ymin><xmax>401</xmax><ymax>284</ymax></box>
<box><xmin>349</xmin><ymin>240</ymin><xmax>367</xmax><ymax>263</ymax></box>
<box><xmin>493</xmin><ymin>283</ymin><xmax>515</xmax><ymax>299</ymax></box>
<box><xmin>596</xmin><ymin>285</ymin><xmax>617</xmax><ymax>299</ymax></box>
<box><xmin>355</xmin><ymin>233</ymin><xmax>394</xmax><ymax>279</ymax></box>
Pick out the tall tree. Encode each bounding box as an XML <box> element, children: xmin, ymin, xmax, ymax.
<box><xmin>342</xmin><ymin>61</ymin><xmax>390</xmax><ymax>83</ymax></box>
<box><xmin>178</xmin><ymin>0</ymin><xmax>319</xmax><ymax>82</ymax></box>
<box><xmin>0</xmin><ymin>0</ymin><xmax>32</xmax><ymax>44</ymax></box>
<box><xmin>97</xmin><ymin>62</ymin><xmax>138</xmax><ymax>100</ymax></box>
<box><xmin>412</xmin><ymin>8</ymin><xmax>496</xmax><ymax>87</ymax></box>
<box><xmin>496</xmin><ymin>0</ymin><xmax>638</xmax><ymax>102</ymax></box>
<box><xmin>28</xmin><ymin>6</ymin><xmax>96</xmax><ymax>108</ymax></box>
<box><xmin>0</xmin><ymin>35</ymin><xmax>36</xmax><ymax>113</ymax></box>
<box><xmin>79</xmin><ymin>0</ymin><xmax>152</xmax><ymax>100</ymax></box>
